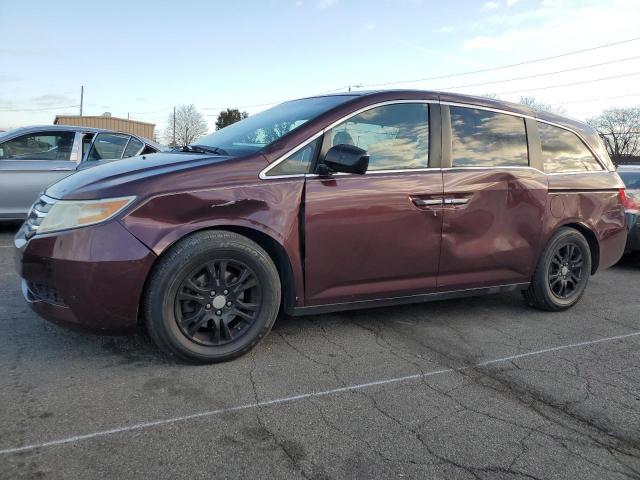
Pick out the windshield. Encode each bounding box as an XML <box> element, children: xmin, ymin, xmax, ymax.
<box><xmin>194</xmin><ymin>95</ymin><xmax>357</xmax><ymax>156</ymax></box>
<box><xmin>619</xmin><ymin>170</ymin><xmax>640</xmax><ymax>190</ymax></box>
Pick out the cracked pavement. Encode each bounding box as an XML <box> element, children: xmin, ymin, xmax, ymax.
<box><xmin>1</xmin><ymin>224</ymin><xmax>640</xmax><ymax>480</ymax></box>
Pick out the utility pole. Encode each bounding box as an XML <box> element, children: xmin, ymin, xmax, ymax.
<box><xmin>173</xmin><ymin>106</ymin><xmax>176</xmax><ymax>147</ymax></box>
<box><xmin>80</xmin><ymin>86</ymin><xmax>84</xmax><ymax>116</ymax></box>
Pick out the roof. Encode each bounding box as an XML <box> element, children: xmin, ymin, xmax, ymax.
<box><xmin>54</xmin><ymin>115</ymin><xmax>155</xmax><ymax>127</ymax></box>
<box><xmin>315</xmin><ymin>89</ymin><xmax>593</xmax><ymax>132</ymax></box>
<box><xmin>2</xmin><ymin>125</ymin><xmax>106</xmax><ymax>135</ymax></box>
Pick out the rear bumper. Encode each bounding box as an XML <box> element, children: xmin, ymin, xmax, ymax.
<box><xmin>14</xmin><ymin>221</ymin><xmax>156</xmax><ymax>335</ymax></box>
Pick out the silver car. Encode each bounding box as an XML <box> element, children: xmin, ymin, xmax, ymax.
<box><xmin>0</xmin><ymin>125</ymin><xmax>165</xmax><ymax>220</ymax></box>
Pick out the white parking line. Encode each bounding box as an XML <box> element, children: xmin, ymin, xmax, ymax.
<box><xmin>1</xmin><ymin>330</ymin><xmax>639</xmax><ymax>456</ymax></box>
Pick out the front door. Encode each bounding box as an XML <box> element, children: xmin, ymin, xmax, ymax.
<box><xmin>0</xmin><ymin>130</ymin><xmax>77</xmax><ymax>219</ymax></box>
<box><xmin>438</xmin><ymin>105</ymin><xmax>547</xmax><ymax>291</ymax></box>
<box><xmin>304</xmin><ymin>102</ymin><xmax>444</xmax><ymax>306</ymax></box>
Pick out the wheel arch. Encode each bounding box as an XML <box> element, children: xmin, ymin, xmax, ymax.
<box><xmin>138</xmin><ymin>225</ymin><xmax>298</xmax><ymax>325</ymax></box>
<box><xmin>554</xmin><ymin>221</ymin><xmax>600</xmax><ymax>275</ymax></box>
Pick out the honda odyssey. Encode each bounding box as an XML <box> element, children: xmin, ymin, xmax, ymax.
<box><xmin>14</xmin><ymin>90</ymin><xmax>628</xmax><ymax>362</ymax></box>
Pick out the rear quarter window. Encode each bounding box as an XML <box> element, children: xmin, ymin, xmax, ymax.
<box><xmin>538</xmin><ymin>122</ymin><xmax>603</xmax><ymax>173</ymax></box>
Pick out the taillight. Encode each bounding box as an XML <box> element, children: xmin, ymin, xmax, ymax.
<box><xmin>618</xmin><ymin>188</ymin><xmax>626</xmax><ymax>204</ymax></box>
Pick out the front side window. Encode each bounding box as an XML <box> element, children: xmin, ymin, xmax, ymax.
<box><xmin>538</xmin><ymin>122</ymin><xmax>603</xmax><ymax>173</ymax></box>
<box><xmin>265</xmin><ymin>137</ymin><xmax>320</xmax><ymax>176</ymax></box>
<box><xmin>0</xmin><ymin>132</ymin><xmax>75</xmax><ymax>161</ymax></box>
<box><xmin>327</xmin><ymin>103</ymin><xmax>429</xmax><ymax>171</ymax></box>
<box><xmin>450</xmin><ymin>106</ymin><xmax>528</xmax><ymax>167</ymax></box>
<box><xmin>87</xmin><ymin>133</ymin><xmax>130</xmax><ymax>161</ymax></box>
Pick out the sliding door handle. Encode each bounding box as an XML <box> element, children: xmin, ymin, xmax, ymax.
<box><xmin>443</xmin><ymin>198</ymin><xmax>470</xmax><ymax>205</ymax></box>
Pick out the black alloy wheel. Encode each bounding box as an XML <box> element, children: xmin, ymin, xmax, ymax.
<box><xmin>524</xmin><ymin>227</ymin><xmax>591</xmax><ymax>311</ymax></box>
<box><xmin>145</xmin><ymin>230</ymin><xmax>281</xmax><ymax>363</ymax></box>
<box><xmin>547</xmin><ymin>242</ymin><xmax>584</xmax><ymax>300</ymax></box>
<box><xmin>175</xmin><ymin>259</ymin><xmax>261</xmax><ymax>346</ymax></box>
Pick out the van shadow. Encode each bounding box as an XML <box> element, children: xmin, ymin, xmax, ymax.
<box><xmin>27</xmin><ymin>290</ymin><xmax>531</xmax><ymax>368</ymax></box>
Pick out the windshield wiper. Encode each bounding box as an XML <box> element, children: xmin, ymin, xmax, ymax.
<box><xmin>185</xmin><ymin>145</ymin><xmax>229</xmax><ymax>156</ymax></box>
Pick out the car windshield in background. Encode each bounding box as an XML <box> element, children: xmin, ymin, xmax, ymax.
<box><xmin>619</xmin><ymin>170</ymin><xmax>640</xmax><ymax>189</ymax></box>
<box><xmin>193</xmin><ymin>95</ymin><xmax>357</xmax><ymax>156</ymax></box>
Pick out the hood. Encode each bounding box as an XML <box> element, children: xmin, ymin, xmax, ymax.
<box><xmin>46</xmin><ymin>152</ymin><xmax>239</xmax><ymax>200</ymax></box>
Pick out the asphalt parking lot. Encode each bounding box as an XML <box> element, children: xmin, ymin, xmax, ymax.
<box><xmin>1</xmin><ymin>224</ymin><xmax>640</xmax><ymax>480</ymax></box>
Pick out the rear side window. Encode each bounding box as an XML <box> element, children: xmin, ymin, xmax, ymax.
<box><xmin>87</xmin><ymin>133</ymin><xmax>129</xmax><ymax>161</ymax></box>
<box><xmin>123</xmin><ymin>137</ymin><xmax>144</xmax><ymax>158</ymax></box>
<box><xmin>538</xmin><ymin>122</ymin><xmax>603</xmax><ymax>173</ymax></box>
<box><xmin>450</xmin><ymin>106</ymin><xmax>528</xmax><ymax>167</ymax></box>
<box><xmin>81</xmin><ymin>133</ymin><xmax>95</xmax><ymax>158</ymax></box>
<box><xmin>327</xmin><ymin>103</ymin><xmax>429</xmax><ymax>171</ymax></box>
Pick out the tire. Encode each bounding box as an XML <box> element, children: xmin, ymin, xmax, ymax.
<box><xmin>144</xmin><ymin>230</ymin><xmax>281</xmax><ymax>363</ymax></box>
<box><xmin>524</xmin><ymin>227</ymin><xmax>592</xmax><ymax>311</ymax></box>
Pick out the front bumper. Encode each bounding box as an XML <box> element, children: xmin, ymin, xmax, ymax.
<box><xmin>625</xmin><ymin>211</ymin><xmax>640</xmax><ymax>253</ymax></box>
<box><xmin>14</xmin><ymin>220</ymin><xmax>157</xmax><ymax>334</ymax></box>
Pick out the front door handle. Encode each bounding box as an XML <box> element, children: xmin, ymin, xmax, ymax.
<box><xmin>412</xmin><ymin>198</ymin><xmax>443</xmax><ymax>207</ymax></box>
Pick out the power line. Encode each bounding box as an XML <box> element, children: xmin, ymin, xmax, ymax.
<box><xmin>0</xmin><ymin>104</ymin><xmax>80</xmax><ymax>112</ymax></box>
<box><xmin>555</xmin><ymin>92</ymin><xmax>640</xmax><ymax>106</ymax></box>
<box><xmin>359</xmin><ymin>36</ymin><xmax>640</xmax><ymax>89</ymax></box>
<box><xmin>496</xmin><ymin>71</ymin><xmax>640</xmax><ymax>95</ymax></box>
<box><xmin>439</xmin><ymin>55</ymin><xmax>640</xmax><ymax>91</ymax></box>
<box><xmin>6</xmin><ymin>37</ymin><xmax>640</xmax><ymax>117</ymax></box>
<box><xmin>129</xmin><ymin>107</ymin><xmax>174</xmax><ymax>115</ymax></box>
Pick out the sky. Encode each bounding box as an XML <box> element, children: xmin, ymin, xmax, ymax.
<box><xmin>1</xmin><ymin>0</ymin><xmax>639</xmax><ymax>140</ymax></box>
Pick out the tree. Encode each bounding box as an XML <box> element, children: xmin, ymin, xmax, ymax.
<box><xmin>164</xmin><ymin>104</ymin><xmax>208</xmax><ymax>147</ymax></box>
<box><xmin>587</xmin><ymin>107</ymin><xmax>640</xmax><ymax>158</ymax></box>
<box><xmin>518</xmin><ymin>96</ymin><xmax>566</xmax><ymax>115</ymax></box>
<box><xmin>215</xmin><ymin>108</ymin><xmax>249</xmax><ymax>130</ymax></box>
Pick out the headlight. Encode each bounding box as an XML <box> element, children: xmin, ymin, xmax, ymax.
<box><xmin>38</xmin><ymin>196</ymin><xmax>136</xmax><ymax>234</ymax></box>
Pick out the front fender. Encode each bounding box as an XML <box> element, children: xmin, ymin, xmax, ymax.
<box><xmin>120</xmin><ymin>180</ymin><xmax>306</xmax><ymax>305</ymax></box>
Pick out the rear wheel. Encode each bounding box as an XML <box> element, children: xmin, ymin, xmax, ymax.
<box><xmin>144</xmin><ymin>230</ymin><xmax>281</xmax><ymax>363</ymax></box>
<box><xmin>524</xmin><ymin>227</ymin><xmax>591</xmax><ymax>311</ymax></box>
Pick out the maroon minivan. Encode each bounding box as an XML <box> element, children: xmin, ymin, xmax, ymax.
<box><xmin>15</xmin><ymin>90</ymin><xmax>627</xmax><ymax>362</ymax></box>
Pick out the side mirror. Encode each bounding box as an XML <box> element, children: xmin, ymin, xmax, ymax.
<box><xmin>320</xmin><ymin>144</ymin><xmax>369</xmax><ymax>175</ymax></box>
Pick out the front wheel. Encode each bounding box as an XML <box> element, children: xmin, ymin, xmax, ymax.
<box><xmin>144</xmin><ymin>230</ymin><xmax>281</xmax><ymax>363</ymax></box>
<box><xmin>524</xmin><ymin>227</ymin><xmax>592</xmax><ymax>311</ymax></box>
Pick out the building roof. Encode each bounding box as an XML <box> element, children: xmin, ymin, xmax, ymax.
<box><xmin>53</xmin><ymin>115</ymin><xmax>155</xmax><ymax>127</ymax></box>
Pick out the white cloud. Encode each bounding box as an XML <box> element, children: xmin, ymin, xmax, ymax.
<box><xmin>30</xmin><ymin>94</ymin><xmax>76</xmax><ymax>107</ymax></box>
<box><xmin>294</xmin><ymin>0</ymin><xmax>303</xmax><ymax>6</ymax></box>
<box><xmin>438</xmin><ymin>26</ymin><xmax>454</xmax><ymax>33</ymax></box>
<box><xmin>482</xmin><ymin>1</ymin><xmax>499</xmax><ymax>10</ymax></box>
<box><xmin>507</xmin><ymin>0</ymin><xmax>520</xmax><ymax>6</ymax></box>
<box><xmin>464</xmin><ymin>0</ymin><xmax>640</xmax><ymax>51</ymax></box>
<box><xmin>317</xmin><ymin>0</ymin><xmax>337</xmax><ymax>8</ymax></box>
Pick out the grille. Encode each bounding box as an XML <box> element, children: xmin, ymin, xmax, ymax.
<box><xmin>27</xmin><ymin>281</ymin><xmax>67</xmax><ymax>306</ymax></box>
<box><xmin>23</xmin><ymin>195</ymin><xmax>55</xmax><ymax>240</ymax></box>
